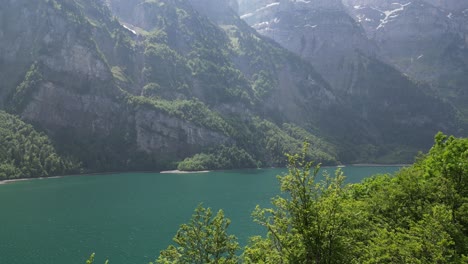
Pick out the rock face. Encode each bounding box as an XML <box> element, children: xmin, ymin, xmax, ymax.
<box><xmin>237</xmin><ymin>0</ymin><xmax>458</xmax><ymax>148</ymax></box>
<box><xmin>342</xmin><ymin>0</ymin><xmax>468</xmax><ymax>108</ymax></box>
<box><xmin>134</xmin><ymin>109</ymin><xmax>230</xmax><ymax>155</ymax></box>
<box><xmin>0</xmin><ymin>0</ymin><xmax>115</xmax><ymax>131</ymax></box>
<box><xmin>238</xmin><ymin>0</ymin><xmax>376</xmax><ymax>93</ymax></box>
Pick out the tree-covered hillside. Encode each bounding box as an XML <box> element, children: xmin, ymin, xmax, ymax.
<box><xmin>0</xmin><ymin>111</ymin><xmax>79</xmax><ymax>180</ymax></box>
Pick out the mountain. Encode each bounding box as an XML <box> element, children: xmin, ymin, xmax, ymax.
<box><xmin>0</xmin><ymin>0</ymin><xmax>347</xmax><ymax>173</ymax></box>
<box><xmin>0</xmin><ymin>0</ymin><xmax>462</xmax><ymax>175</ymax></box>
<box><xmin>342</xmin><ymin>0</ymin><xmax>468</xmax><ymax>116</ymax></box>
<box><xmin>237</xmin><ymin>0</ymin><xmax>459</xmax><ymax>156</ymax></box>
<box><xmin>239</xmin><ymin>0</ymin><xmax>376</xmax><ymax>93</ymax></box>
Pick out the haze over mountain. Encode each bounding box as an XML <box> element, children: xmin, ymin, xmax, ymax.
<box><xmin>237</xmin><ymin>0</ymin><xmax>466</xmax><ymax>131</ymax></box>
<box><xmin>342</xmin><ymin>0</ymin><xmax>468</xmax><ymax>113</ymax></box>
<box><xmin>0</xmin><ymin>0</ymin><xmax>465</xmax><ymax>176</ymax></box>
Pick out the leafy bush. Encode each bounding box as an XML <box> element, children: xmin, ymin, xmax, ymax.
<box><xmin>177</xmin><ymin>145</ymin><xmax>257</xmax><ymax>171</ymax></box>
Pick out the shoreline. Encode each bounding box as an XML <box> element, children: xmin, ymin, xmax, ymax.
<box><xmin>348</xmin><ymin>163</ymin><xmax>410</xmax><ymax>167</ymax></box>
<box><xmin>0</xmin><ymin>164</ymin><xmax>406</xmax><ymax>185</ymax></box>
<box><xmin>160</xmin><ymin>170</ymin><xmax>210</xmax><ymax>174</ymax></box>
<box><xmin>0</xmin><ymin>169</ymin><xmax>213</xmax><ymax>185</ymax></box>
<box><xmin>0</xmin><ymin>176</ymin><xmax>63</xmax><ymax>185</ymax></box>
<box><xmin>0</xmin><ymin>178</ymin><xmax>31</xmax><ymax>185</ymax></box>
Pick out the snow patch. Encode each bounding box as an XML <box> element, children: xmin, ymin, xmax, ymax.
<box><xmin>240</xmin><ymin>2</ymin><xmax>280</xmax><ymax>19</ymax></box>
<box><xmin>254</xmin><ymin>21</ymin><xmax>270</xmax><ymax>28</ymax></box>
<box><xmin>417</xmin><ymin>54</ymin><xmax>424</xmax><ymax>60</ymax></box>
<box><xmin>240</xmin><ymin>13</ymin><xmax>254</xmax><ymax>19</ymax></box>
<box><xmin>447</xmin><ymin>12</ymin><xmax>453</xmax><ymax>19</ymax></box>
<box><xmin>123</xmin><ymin>24</ymin><xmax>137</xmax><ymax>35</ymax></box>
<box><xmin>304</xmin><ymin>24</ymin><xmax>317</xmax><ymax>28</ymax></box>
<box><xmin>357</xmin><ymin>14</ymin><xmax>372</xmax><ymax>23</ymax></box>
<box><xmin>357</xmin><ymin>14</ymin><xmax>364</xmax><ymax>22</ymax></box>
<box><xmin>253</xmin><ymin>17</ymin><xmax>280</xmax><ymax>29</ymax></box>
<box><xmin>376</xmin><ymin>2</ymin><xmax>412</xmax><ymax>30</ymax></box>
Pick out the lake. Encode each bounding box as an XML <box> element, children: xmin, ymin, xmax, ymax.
<box><xmin>0</xmin><ymin>166</ymin><xmax>401</xmax><ymax>263</ymax></box>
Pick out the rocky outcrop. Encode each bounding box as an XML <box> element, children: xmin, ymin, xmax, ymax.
<box><xmin>134</xmin><ymin>109</ymin><xmax>230</xmax><ymax>156</ymax></box>
<box><xmin>22</xmin><ymin>82</ymin><xmax>119</xmax><ymax>134</ymax></box>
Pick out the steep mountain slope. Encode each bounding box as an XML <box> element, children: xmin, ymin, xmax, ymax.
<box><xmin>237</xmin><ymin>0</ymin><xmax>458</xmax><ymax>157</ymax></box>
<box><xmin>0</xmin><ymin>0</ymin><xmax>345</xmax><ymax>174</ymax></box>
<box><xmin>0</xmin><ymin>0</ymin><xmax>461</xmax><ymax>175</ymax></box>
<box><xmin>0</xmin><ymin>0</ymin><xmax>232</xmax><ymax>171</ymax></box>
<box><xmin>105</xmin><ymin>0</ymin><xmax>374</xmax><ymax>164</ymax></box>
<box><xmin>342</xmin><ymin>0</ymin><xmax>468</xmax><ymax>114</ymax></box>
<box><xmin>239</xmin><ymin>0</ymin><xmax>377</xmax><ymax>93</ymax></box>
<box><xmin>106</xmin><ymin>0</ymin><xmax>449</xmax><ymax>161</ymax></box>
<box><xmin>103</xmin><ymin>0</ymin><xmax>353</xmax><ymax>165</ymax></box>
<box><xmin>0</xmin><ymin>0</ymin><xmax>135</xmax><ymax>171</ymax></box>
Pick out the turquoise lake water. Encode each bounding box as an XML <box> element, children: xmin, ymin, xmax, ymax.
<box><xmin>0</xmin><ymin>166</ymin><xmax>401</xmax><ymax>263</ymax></box>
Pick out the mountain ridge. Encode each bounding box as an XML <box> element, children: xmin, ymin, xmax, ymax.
<box><xmin>0</xmin><ymin>0</ymin><xmax>463</xmax><ymax>176</ymax></box>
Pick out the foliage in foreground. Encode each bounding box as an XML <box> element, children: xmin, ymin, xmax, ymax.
<box><xmin>86</xmin><ymin>133</ymin><xmax>468</xmax><ymax>263</ymax></box>
<box><xmin>243</xmin><ymin>133</ymin><xmax>468</xmax><ymax>263</ymax></box>
<box><xmin>244</xmin><ymin>143</ymin><xmax>355</xmax><ymax>263</ymax></box>
<box><xmin>156</xmin><ymin>205</ymin><xmax>239</xmax><ymax>264</ymax></box>
<box><xmin>85</xmin><ymin>253</ymin><xmax>108</xmax><ymax>264</ymax></box>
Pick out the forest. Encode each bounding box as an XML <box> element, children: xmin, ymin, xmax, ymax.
<box><xmin>86</xmin><ymin>133</ymin><xmax>468</xmax><ymax>263</ymax></box>
<box><xmin>0</xmin><ymin>111</ymin><xmax>79</xmax><ymax>180</ymax></box>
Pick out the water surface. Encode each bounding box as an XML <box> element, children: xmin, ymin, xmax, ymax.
<box><xmin>0</xmin><ymin>166</ymin><xmax>401</xmax><ymax>263</ymax></box>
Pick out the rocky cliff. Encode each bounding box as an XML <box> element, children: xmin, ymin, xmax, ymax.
<box><xmin>342</xmin><ymin>0</ymin><xmax>468</xmax><ymax>114</ymax></box>
<box><xmin>237</xmin><ymin>0</ymin><xmax>458</xmax><ymax>152</ymax></box>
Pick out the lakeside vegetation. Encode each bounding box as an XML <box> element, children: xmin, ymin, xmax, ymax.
<box><xmin>86</xmin><ymin>132</ymin><xmax>467</xmax><ymax>263</ymax></box>
<box><xmin>0</xmin><ymin>111</ymin><xmax>79</xmax><ymax>180</ymax></box>
<box><xmin>177</xmin><ymin>145</ymin><xmax>258</xmax><ymax>171</ymax></box>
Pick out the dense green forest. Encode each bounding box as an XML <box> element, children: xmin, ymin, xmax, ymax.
<box><xmin>0</xmin><ymin>111</ymin><xmax>79</xmax><ymax>180</ymax></box>
<box><xmin>86</xmin><ymin>133</ymin><xmax>467</xmax><ymax>263</ymax></box>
